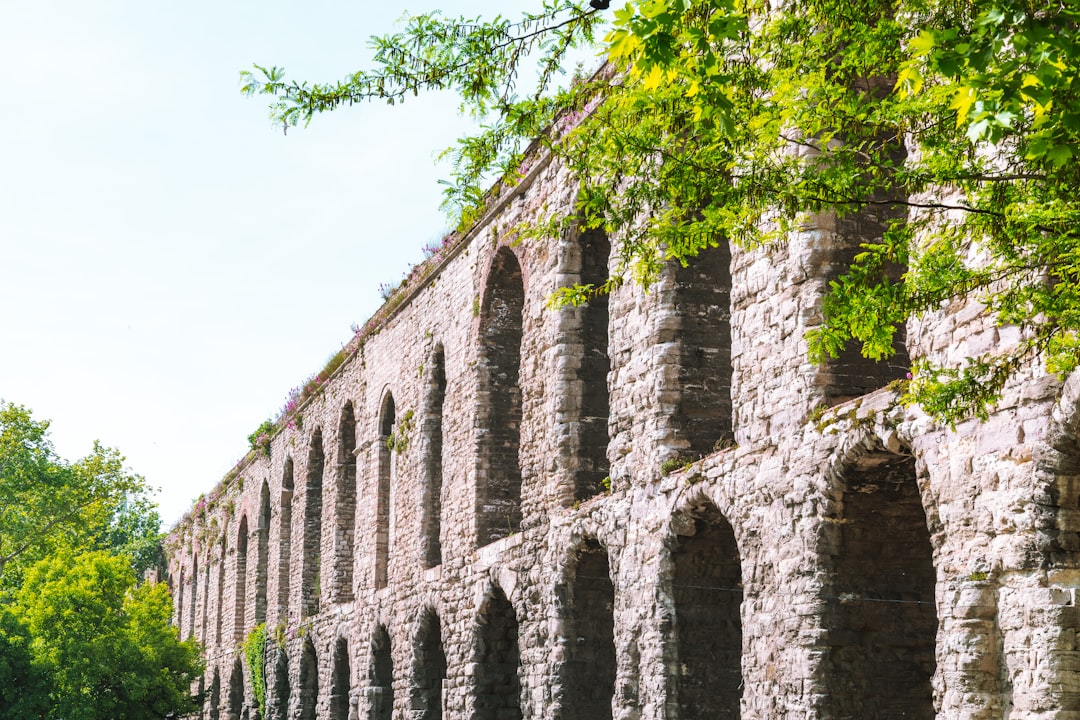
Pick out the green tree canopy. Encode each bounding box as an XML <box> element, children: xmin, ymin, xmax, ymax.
<box><xmin>0</xmin><ymin>402</ymin><xmax>199</xmax><ymax>719</ymax></box>
<box><xmin>14</xmin><ymin>551</ymin><xmax>202</xmax><ymax>720</ymax></box>
<box><xmin>0</xmin><ymin>401</ymin><xmax>161</xmax><ymax>584</ymax></box>
<box><xmin>244</xmin><ymin>0</ymin><xmax>1080</xmax><ymax>424</ymax></box>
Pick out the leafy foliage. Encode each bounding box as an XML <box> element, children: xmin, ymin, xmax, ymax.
<box><xmin>0</xmin><ymin>401</ymin><xmax>160</xmax><ymax>584</ymax></box>
<box><xmin>0</xmin><ymin>403</ymin><xmax>198</xmax><ymax>718</ymax></box>
<box><xmin>244</xmin><ymin>0</ymin><xmax>1080</xmax><ymax>424</ymax></box>
<box><xmin>244</xmin><ymin>623</ymin><xmax>269</xmax><ymax>720</ymax></box>
<box><xmin>14</xmin><ymin>551</ymin><xmax>202</xmax><ymax>720</ymax></box>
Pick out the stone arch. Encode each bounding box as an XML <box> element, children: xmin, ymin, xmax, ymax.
<box><xmin>814</xmin><ymin>208</ymin><xmax>910</xmax><ymax>406</ymax></box>
<box><xmin>376</xmin><ymin>391</ymin><xmax>396</xmax><ymax>590</ymax></box>
<box><xmin>175</xmin><ymin>565</ymin><xmax>185</xmax><ymax>636</ymax></box>
<box><xmin>565</xmin><ymin>227</ymin><xmax>612</xmax><ymax>503</ymax></box>
<box><xmin>234</xmin><ymin>514</ymin><xmax>249</xmax><ymax>642</ymax></box>
<box><xmin>668</xmin><ymin>241</ymin><xmax>734</xmax><ymax>455</ymax></box>
<box><xmin>278</xmin><ymin>457</ymin><xmax>294</xmax><ymax>621</ymax></box>
<box><xmin>228</xmin><ymin>655</ymin><xmax>245</xmax><ymax>720</ymax></box>
<box><xmin>255</xmin><ymin>480</ymin><xmax>270</xmax><ymax>624</ymax></box>
<box><xmin>208</xmin><ymin>667</ymin><xmax>221</xmax><ymax>720</ymax></box>
<box><xmin>818</xmin><ymin>450</ymin><xmax>936</xmax><ymax>720</ymax></box>
<box><xmin>669</xmin><ymin>499</ymin><xmax>743</xmax><ymax>719</ymax></box>
<box><xmin>411</xmin><ymin>608</ymin><xmax>447</xmax><ymax>720</ymax></box>
<box><xmin>559</xmin><ymin>537</ymin><xmax>616</xmax><ymax>720</ymax></box>
<box><xmin>216</xmin><ymin>534</ymin><xmax>227</xmax><ymax>646</ymax></box>
<box><xmin>302</xmin><ymin>430</ymin><xmax>324</xmax><ymax>618</ymax></box>
<box><xmin>333</xmin><ymin>402</ymin><xmax>357</xmax><ymax>601</ymax></box>
<box><xmin>474</xmin><ymin>584</ymin><xmax>522</xmax><ymax>720</ymax></box>
<box><xmin>269</xmin><ymin>647</ymin><xmax>290</xmax><ymax>720</ymax></box>
<box><xmin>200</xmin><ymin>549</ymin><xmax>211</xmax><ymax>644</ymax></box>
<box><xmin>299</xmin><ymin>637</ymin><xmax>319</xmax><ymax>720</ymax></box>
<box><xmin>422</xmin><ymin>347</ymin><xmax>447</xmax><ymax>568</ymax></box>
<box><xmin>331</xmin><ymin>636</ymin><xmax>351</xmax><ymax>720</ymax></box>
<box><xmin>476</xmin><ymin>247</ymin><xmax>526</xmax><ymax>546</ymax></box>
<box><xmin>367</xmin><ymin>624</ymin><xmax>394</xmax><ymax>720</ymax></box>
<box><xmin>188</xmin><ymin>557</ymin><xmax>198</xmax><ymax>641</ymax></box>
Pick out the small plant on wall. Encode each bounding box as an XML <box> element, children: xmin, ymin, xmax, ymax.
<box><xmin>243</xmin><ymin>624</ymin><xmax>268</xmax><ymax>720</ymax></box>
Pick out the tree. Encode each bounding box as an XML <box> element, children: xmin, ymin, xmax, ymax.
<box><xmin>0</xmin><ymin>401</ymin><xmax>160</xmax><ymax>584</ymax></box>
<box><xmin>243</xmin><ymin>0</ymin><xmax>1080</xmax><ymax>424</ymax></box>
<box><xmin>14</xmin><ymin>551</ymin><xmax>203</xmax><ymax>720</ymax></box>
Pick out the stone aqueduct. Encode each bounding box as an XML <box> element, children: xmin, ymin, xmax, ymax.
<box><xmin>166</xmin><ymin>145</ymin><xmax>1080</xmax><ymax>720</ymax></box>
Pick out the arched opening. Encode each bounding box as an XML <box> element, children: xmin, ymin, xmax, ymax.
<box><xmin>368</xmin><ymin>625</ymin><xmax>394</xmax><ymax>720</ymax></box>
<box><xmin>235</xmin><ymin>515</ymin><xmax>249</xmax><ymax>642</ymax></box>
<box><xmin>278</xmin><ymin>458</ymin><xmax>294</xmax><ymax>622</ymax></box>
<box><xmin>176</xmin><ymin>566</ymin><xmax>185</xmax><ymax>632</ymax></box>
<box><xmin>476</xmin><ymin>248</ymin><xmax>525</xmax><ymax>546</ymax></box>
<box><xmin>302</xmin><ymin>431</ymin><xmax>324</xmax><ymax>618</ymax></box>
<box><xmin>422</xmin><ymin>348</ymin><xmax>447</xmax><ymax>568</ymax></box>
<box><xmin>412</xmin><ymin>610</ymin><xmax>447</xmax><ymax>720</ymax></box>
<box><xmin>817</xmin><ymin>202</ymin><xmax>910</xmax><ymax>405</ymax></box>
<box><xmin>216</xmin><ymin>536</ymin><xmax>226</xmax><ymax>646</ymax></box>
<box><xmin>671</xmin><ymin>243</ymin><xmax>734</xmax><ymax>455</ymax></box>
<box><xmin>299</xmin><ymin>638</ymin><xmax>319</xmax><ymax>720</ymax></box>
<box><xmin>821</xmin><ymin>454</ymin><xmax>936</xmax><ymax>719</ymax></box>
<box><xmin>208</xmin><ymin>668</ymin><xmax>221</xmax><ymax>720</ymax></box>
<box><xmin>229</xmin><ymin>656</ymin><xmax>245</xmax><ymax>720</ymax></box>
<box><xmin>333</xmin><ymin>402</ymin><xmax>357</xmax><ymax>601</ymax></box>
<box><xmin>561</xmin><ymin>540</ymin><xmax>615</xmax><ymax>720</ymax></box>
<box><xmin>331</xmin><ymin>637</ymin><xmax>351</xmax><ymax>720</ymax></box>
<box><xmin>475</xmin><ymin>586</ymin><xmax>522</xmax><ymax>720</ymax></box>
<box><xmin>376</xmin><ymin>393</ymin><xmax>395</xmax><ymax>590</ymax></box>
<box><xmin>671</xmin><ymin>503</ymin><xmax>742</xmax><ymax>719</ymax></box>
<box><xmin>270</xmin><ymin>648</ymin><xmax>290</xmax><ymax>720</ymax></box>
<box><xmin>575</xmin><ymin>229</ymin><xmax>612</xmax><ymax>501</ymax></box>
<box><xmin>256</xmin><ymin>480</ymin><xmax>271</xmax><ymax>624</ymax></box>
<box><xmin>201</xmin><ymin>553</ymin><xmax>211</xmax><ymax>644</ymax></box>
<box><xmin>188</xmin><ymin>558</ymin><xmax>198</xmax><ymax>641</ymax></box>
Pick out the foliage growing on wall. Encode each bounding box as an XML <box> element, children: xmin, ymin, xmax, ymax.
<box><xmin>243</xmin><ymin>623</ymin><xmax>269</xmax><ymax>720</ymax></box>
<box><xmin>241</xmin><ymin>0</ymin><xmax>1080</xmax><ymax>427</ymax></box>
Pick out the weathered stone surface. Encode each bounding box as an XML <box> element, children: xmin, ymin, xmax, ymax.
<box><xmin>166</xmin><ymin>148</ymin><xmax>1080</xmax><ymax>720</ymax></box>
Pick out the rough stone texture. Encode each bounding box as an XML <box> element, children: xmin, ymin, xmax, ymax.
<box><xmin>165</xmin><ymin>149</ymin><xmax>1080</xmax><ymax>720</ymax></box>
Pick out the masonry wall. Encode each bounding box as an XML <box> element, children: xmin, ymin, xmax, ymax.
<box><xmin>166</xmin><ymin>148</ymin><xmax>1080</xmax><ymax>720</ymax></box>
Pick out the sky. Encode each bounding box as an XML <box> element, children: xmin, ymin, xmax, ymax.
<box><xmin>0</xmin><ymin>0</ymin><xmax>597</xmax><ymax>527</ymax></box>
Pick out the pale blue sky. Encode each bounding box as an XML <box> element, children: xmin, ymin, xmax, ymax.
<box><xmin>0</xmin><ymin>0</ymin><xmax>594</xmax><ymax>526</ymax></box>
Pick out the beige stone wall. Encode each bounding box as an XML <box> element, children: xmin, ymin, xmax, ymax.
<box><xmin>165</xmin><ymin>148</ymin><xmax>1080</xmax><ymax>720</ymax></box>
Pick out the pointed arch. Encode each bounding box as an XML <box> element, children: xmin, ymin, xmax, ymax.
<box><xmin>270</xmin><ymin>647</ymin><xmax>290</xmax><ymax>720</ymax></box>
<box><xmin>333</xmin><ymin>402</ymin><xmax>357</xmax><ymax>601</ymax></box>
<box><xmin>476</xmin><ymin>247</ymin><xmax>525</xmax><ymax>546</ymax></box>
<box><xmin>412</xmin><ymin>609</ymin><xmax>447</xmax><ymax>720</ymax></box>
<box><xmin>188</xmin><ymin>557</ymin><xmax>198</xmax><ymax>640</ymax></box>
<box><xmin>176</xmin><ymin>566</ymin><xmax>186</xmax><ymax>633</ymax></box>
<box><xmin>474</xmin><ymin>585</ymin><xmax>522</xmax><ymax>720</ymax></box>
<box><xmin>376</xmin><ymin>393</ymin><xmax>396</xmax><ymax>590</ymax></box>
<box><xmin>234</xmin><ymin>515</ymin><xmax>249</xmax><ymax>642</ymax></box>
<box><xmin>568</xmin><ymin>228</ymin><xmax>612</xmax><ymax>501</ymax></box>
<box><xmin>256</xmin><ymin>480</ymin><xmax>271</xmax><ymax>624</ymax></box>
<box><xmin>301</xmin><ymin>430</ymin><xmax>324</xmax><ymax>618</ymax></box>
<box><xmin>215</xmin><ymin>535</ymin><xmax>226</xmax><ymax>646</ymax></box>
<box><xmin>670</xmin><ymin>501</ymin><xmax>743</xmax><ymax>719</ymax></box>
<box><xmin>670</xmin><ymin>242</ymin><xmax>734</xmax><ymax>454</ymax></box>
<box><xmin>368</xmin><ymin>625</ymin><xmax>394</xmax><ymax>720</ymax></box>
<box><xmin>561</xmin><ymin>539</ymin><xmax>615</xmax><ymax>720</ymax></box>
<box><xmin>207</xmin><ymin>667</ymin><xmax>221</xmax><ymax>720</ymax></box>
<box><xmin>299</xmin><ymin>638</ymin><xmax>319</xmax><ymax>720</ymax></box>
<box><xmin>422</xmin><ymin>347</ymin><xmax>447</xmax><ymax>568</ymax></box>
<box><xmin>820</xmin><ymin>453</ymin><xmax>935</xmax><ymax>719</ymax></box>
<box><xmin>228</xmin><ymin>656</ymin><xmax>245</xmax><ymax>719</ymax></box>
<box><xmin>278</xmin><ymin>457</ymin><xmax>294</xmax><ymax>621</ymax></box>
<box><xmin>331</xmin><ymin>637</ymin><xmax>352</xmax><ymax>720</ymax></box>
<box><xmin>200</xmin><ymin>551</ymin><xmax>211</xmax><ymax>644</ymax></box>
